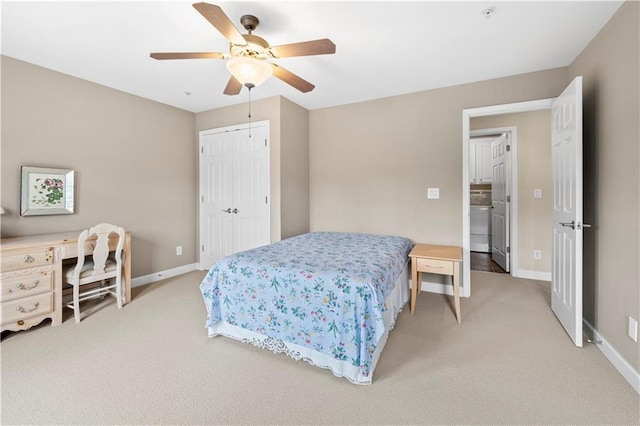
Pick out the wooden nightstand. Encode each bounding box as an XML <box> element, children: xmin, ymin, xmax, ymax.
<box><xmin>409</xmin><ymin>244</ymin><xmax>463</xmax><ymax>323</ymax></box>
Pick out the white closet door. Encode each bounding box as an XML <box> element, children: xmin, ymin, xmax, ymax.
<box><xmin>199</xmin><ymin>122</ymin><xmax>270</xmax><ymax>269</ymax></box>
<box><xmin>231</xmin><ymin>125</ymin><xmax>270</xmax><ymax>255</ymax></box>
<box><xmin>200</xmin><ymin>132</ymin><xmax>234</xmax><ymax>268</ymax></box>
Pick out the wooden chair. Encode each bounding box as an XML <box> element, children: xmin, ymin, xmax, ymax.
<box><xmin>63</xmin><ymin>223</ymin><xmax>125</xmax><ymax>323</ymax></box>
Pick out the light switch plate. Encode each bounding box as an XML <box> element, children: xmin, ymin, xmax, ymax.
<box><xmin>534</xmin><ymin>189</ymin><xmax>542</xmax><ymax>199</ymax></box>
<box><xmin>427</xmin><ymin>188</ymin><xmax>440</xmax><ymax>199</ymax></box>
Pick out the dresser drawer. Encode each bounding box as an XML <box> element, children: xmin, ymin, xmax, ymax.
<box><xmin>1</xmin><ymin>248</ymin><xmax>54</xmax><ymax>272</ymax></box>
<box><xmin>416</xmin><ymin>258</ymin><xmax>454</xmax><ymax>275</ymax></box>
<box><xmin>1</xmin><ymin>292</ymin><xmax>53</xmax><ymax>325</ymax></box>
<box><xmin>1</xmin><ymin>271</ymin><xmax>54</xmax><ymax>302</ymax></box>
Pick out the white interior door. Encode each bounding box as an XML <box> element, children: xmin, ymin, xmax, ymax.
<box><xmin>200</xmin><ymin>132</ymin><xmax>234</xmax><ymax>268</ymax></box>
<box><xmin>199</xmin><ymin>122</ymin><xmax>270</xmax><ymax>269</ymax></box>
<box><xmin>551</xmin><ymin>76</ymin><xmax>584</xmax><ymax>347</ymax></box>
<box><xmin>231</xmin><ymin>126</ymin><xmax>270</xmax><ymax>254</ymax></box>
<box><xmin>491</xmin><ymin>133</ymin><xmax>509</xmax><ymax>272</ymax></box>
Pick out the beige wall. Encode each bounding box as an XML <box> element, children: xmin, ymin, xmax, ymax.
<box><xmin>568</xmin><ymin>0</ymin><xmax>639</xmax><ymax>372</ymax></box>
<box><xmin>309</xmin><ymin>68</ymin><xmax>567</xmax><ymax>246</ymax></box>
<box><xmin>471</xmin><ymin>110</ymin><xmax>552</xmax><ymax>274</ymax></box>
<box><xmin>1</xmin><ymin>56</ymin><xmax>196</xmax><ymax>277</ymax></box>
<box><xmin>280</xmin><ymin>97</ymin><xmax>310</xmax><ymax>239</ymax></box>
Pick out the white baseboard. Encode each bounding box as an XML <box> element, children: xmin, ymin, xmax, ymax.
<box><xmin>513</xmin><ymin>269</ymin><xmax>551</xmax><ymax>282</ymax></box>
<box><xmin>583</xmin><ymin>320</ymin><xmax>640</xmax><ymax>394</ymax></box>
<box><xmin>131</xmin><ymin>263</ymin><xmax>198</xmax><ymax>288</ymax></box>
<box><xmin>197</xmin><ymin>263</ymin><xmax>212</xmax><ymax>271</ymax></box>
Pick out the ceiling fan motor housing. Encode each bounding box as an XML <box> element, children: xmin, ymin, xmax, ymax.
<box><xmin>227</xmin><ymin>15</ymin><xmax>270</xmax><ymax>58</ymax></box>
<box><xmin>240</xmin><ymin>15</ymin><xmax>259</xmax><ymax>32</ymax></box>
<box><xmin>231</xmin><ymin>33</ymin><xmax>271</xmax><ymax>58</ymax></box>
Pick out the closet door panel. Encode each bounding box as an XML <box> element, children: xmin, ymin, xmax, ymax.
<box><xmin>232</xmin><ymin>126</ymin><xmax>269</xmax><ymax>254</ymax></box>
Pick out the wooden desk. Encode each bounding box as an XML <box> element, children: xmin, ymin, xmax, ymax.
<box><xmin>409</xmin><ymin>244</ymin><xmax>462</xmax><ymax>323</ymax></box>
<box><xmin>1</xmin><ymin>231</ymin><xmax>131</xmax><ymax>332</ymax></box>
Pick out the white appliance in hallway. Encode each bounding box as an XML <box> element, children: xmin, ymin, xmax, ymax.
<box><xmin>470</xmin><ymin>190</ymin><xmax>492</xmax><ymax>252</ymax></box>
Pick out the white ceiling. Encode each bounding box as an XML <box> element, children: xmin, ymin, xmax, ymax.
<box><xmin>1</xmin><ymin>1</ymin><xmax>623</xmax><ymax>113</ymax></box>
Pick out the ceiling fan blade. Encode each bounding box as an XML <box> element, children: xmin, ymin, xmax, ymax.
<box><xmin>269</xmin><ymin>39</ymin><xmax>336</xmax><ymax>58</ymax></box>
<box><xmin>271</xmin><ymin>64</ymin><xmax>315</xmax><ymax>93</ymax></box>
<box><xmin>223</xmin><ymin>75</ymin><xmax>243</xmax><ymax>95</ymax></box>
<box><xmin>193</xmin><ymin>2</ymin><xmax>246</xmax><ymax>46</ymax></box>
<box><xmin>150</xmin><ymin>52</ymin><xmax>226</xmax><ymax>60</ymax></box>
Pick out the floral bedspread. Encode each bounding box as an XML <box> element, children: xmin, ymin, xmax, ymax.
<box><xmin>200</xmin><ymin>232</ymin><xmax>413</xmax><ymax>378</ymax></box>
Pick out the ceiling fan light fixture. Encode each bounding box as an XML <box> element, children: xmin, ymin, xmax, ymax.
<box><xmin>226</xmin><ymin>57</ymin><xmax>273</xmax><ymax>87</ymax></box>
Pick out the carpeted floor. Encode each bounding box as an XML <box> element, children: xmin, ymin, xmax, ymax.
<box><xmin>1</xmin><ymin>270</ymin><xmax>638</xmax><ymax>425</ymax></box>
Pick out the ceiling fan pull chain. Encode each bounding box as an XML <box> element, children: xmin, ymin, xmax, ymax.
<box><xmin>247</xmin><ymin>83</ymin><xmax>254</xmax><ymax>138</ymax></box>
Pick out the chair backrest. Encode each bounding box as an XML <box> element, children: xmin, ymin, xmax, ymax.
<box><xmin>73</xmin><ymin>223</ymin><xmax>125</xmax><ymax>281</ymax></box>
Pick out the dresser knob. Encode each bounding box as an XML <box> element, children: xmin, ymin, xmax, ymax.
<box><xmin>24</xmin><ymin>255</ymin><xmax>35</xmax><ymax>263</ymax></box>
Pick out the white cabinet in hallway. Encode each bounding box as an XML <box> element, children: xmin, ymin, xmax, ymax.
<box><xmin>199</xmin><ymin>122</ymin><xmax>270</xmax><ymax>269</ymax></box>
<box><xmin>469</xmin><ymin>138</ymin><xmax>493</xmax><ymax>183</ymax></box>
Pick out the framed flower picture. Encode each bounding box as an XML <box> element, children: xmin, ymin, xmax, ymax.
<box><xmin>21</xmin><ymin>166</ymin><xmax>75</xmax><ymax>216</ymax></box>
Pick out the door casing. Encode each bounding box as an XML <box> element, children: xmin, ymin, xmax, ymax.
<box><xmin>462</xmin><ymin>99</ymin><xmax>554</xmax><ymax>296</ymax></box>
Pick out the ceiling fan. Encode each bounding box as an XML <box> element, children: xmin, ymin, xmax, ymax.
<box><xmin>150</xmin><ymin>2</ymin><xmax>336</xmax><ymax>95</ymax></box>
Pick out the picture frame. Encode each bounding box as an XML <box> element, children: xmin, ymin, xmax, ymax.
<box><xmin>21</xmin><ymin>166</ymin><xmax>75</xmax><ymax>216</ymax></box>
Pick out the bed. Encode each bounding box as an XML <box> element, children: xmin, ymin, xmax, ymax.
<box><xmin>199</xmin><ymin>231</ymin><xmax>414</xmax><ymax>384</ymax></box>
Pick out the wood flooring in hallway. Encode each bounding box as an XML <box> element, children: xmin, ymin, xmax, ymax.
<box><xmin>470</xmin><ymin>251</ymin><xmax>507</xmax><ymax>273</ymax></box>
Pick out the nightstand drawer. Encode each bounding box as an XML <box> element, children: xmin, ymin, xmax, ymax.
<box><xmin>1</xmin><ymin>292</ymin><xmax>53</xmax><ymax>325</ymax></box>
<box><xmin>1</xmin><ymin>271</ymin><xmax>54</xmax><ymax>302</ymax></box>
<box><xmin>416</xmin><ymin>258</ymin><xmax>454</xmax><ymax>275</ymax></box>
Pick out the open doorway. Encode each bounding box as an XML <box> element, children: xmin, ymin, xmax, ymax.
<box><xmin>462</xmin><ymin>99</ymin><xmax>554</xmax><ymax>296</ymax></box>
<box><xmin>468</xmin><ymin>129</ymin><xmax>514</xmax><ymax>275</ymax></box>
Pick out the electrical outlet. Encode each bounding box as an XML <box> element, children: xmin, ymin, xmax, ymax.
<box><xmin>427</xmin><ymin>188</ymin><xmax>440</xmax><ymax>199</ymax></box>
<box><xmin>628</xmin><ymin>316</ymin><xmax>638</xmax><ymax>342</ymax></box>
<box><xmin>533</xmin><ymin>250</ymin><xmax>541</xmax><ymax>260</ymax></box>
<box><xmin>176</xmin><ymin>245</ymin><xmax>183</xmax><ymax>256</ymax></box>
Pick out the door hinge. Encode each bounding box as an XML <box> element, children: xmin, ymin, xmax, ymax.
<box><xmin>201</xmin><ymin>244</ymin><xmax>204</xmax><ymax>252</ymax></box>
<box><xmin>507</xmin><ymin>246</ymin><xmax>510</xmax><ymax>253</ymax></box>
<box><xmin>201</xmin><ymin>195</ymin><xmax>204</xmax><ymax>203</ymax></box>
<box><xmin>506</xmin><ymin>195</ymin><xmax>511</xmax><ymax>202</ymax></box>
<box><xmin>264</xmin><ymin>138</ymin><xmax>267</xmax><ymax>147</ymax></box>
<box><xmin>265</xmin><ymin>196</ymin><xmax>268</xmax><ymax>204</ymax></box>
<box><xmin>506</xmin><ymin>145</ymin><xmax>511</xmax><ymax>152</ymax></box>
<box><xmin>200</xmin><ymin>146</ymin><xmax>204</xmax><ymax>154</ymax></box>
